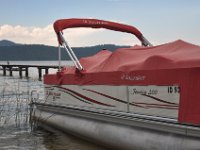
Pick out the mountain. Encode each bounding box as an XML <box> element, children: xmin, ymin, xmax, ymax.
<box><xmin>0</xmin><ymin>40</ymin><xmax>18</xmax><ymax>46</ymax></box>
<box><xmin>0</xmin><ymin>40</ymin><xmax>130</xmax><ymax>61</ymax></box>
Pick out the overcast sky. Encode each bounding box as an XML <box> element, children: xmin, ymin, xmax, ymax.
<box><xmin>0</xmin><ymin>0</ymin><xmax>199</xmax><ymax>46</ymax></box>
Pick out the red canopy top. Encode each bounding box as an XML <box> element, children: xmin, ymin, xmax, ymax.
<box><xmin>62</xmin><ymin>40</ymin><xmax>200</xmax><ymax>74</ymax></box>
<box><xmin>53</xmin><ymin>18</ymin><xmax>145</xmax><ymax>45</ymax></box>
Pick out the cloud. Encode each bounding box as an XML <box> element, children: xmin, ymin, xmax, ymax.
<box><xmin>0</xmin><ymin>24</ymin><xmax>141</xmax><ymax>47</ymax></box>
<box><xmin>0</xmin><ymin>24</ymin><xmax>56</xmax><ymax>46</ymax></box>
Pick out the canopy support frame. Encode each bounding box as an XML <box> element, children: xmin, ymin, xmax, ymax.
<box><xmin>59</xmin><ymin>32</ymin><xmax>83</xmax><ymax>71</ymax></box>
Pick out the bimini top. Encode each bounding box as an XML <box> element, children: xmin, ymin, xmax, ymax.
<box><xmin>62</xmin><ymin>40</ymin><xmax>200</xmax><ymax>74</ymax></box>
<box><xmin>53</xmin><ymin>18</ymin><xmax>152</xmax><ymax>70</ymax></box>
<box><xmin>54</xmin><ymin>18</ymin><xmax>145</xmax><ymax>45</ymax></box>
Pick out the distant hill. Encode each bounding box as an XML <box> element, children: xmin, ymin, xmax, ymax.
<box><xmin>0</xmin><ymin>40</ymin><xmax>130</xmax><ymax>61</ymax></box>
<box><xmin>0</xmin><ymin>40</ymin><xmax>18</xmax><ymax>46</ymax></box>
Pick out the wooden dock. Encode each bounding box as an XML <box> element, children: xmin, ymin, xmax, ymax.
<box><xmin>0</xmin><ymin>64</ymin><xmax>61</xmax><ymax>80</ymax></box>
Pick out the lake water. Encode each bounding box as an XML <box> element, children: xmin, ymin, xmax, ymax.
<box><xmin>0</xmin><ymin>61</ymin><xmax>107</xmax><ymax>150</ymax></box>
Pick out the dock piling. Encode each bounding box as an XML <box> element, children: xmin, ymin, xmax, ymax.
<box><xmin>9</xmin><ymin>67</ymin><xmax>13</xmax><ymax>76</ymax></box>
<box><xmin>38</xmin><ymin>68</ymin><xmax>42</xmax><ymax>81</ymax></box>
<box><xmin>3</xmin><ymin>66</ymin><xmax>6</xmax><ymax>76</ymax></box>
<box><xmin>19</xmin><ymin>67</ymin><xmax>22</xmax><ymax>78</ymax></box>
<box><xmin>25</xmin><ymin>67</ymin><xmax>29</xmax><ymax>78</ymax></box>
<box><xmin>45</xmin><ymin>68</ymin><xmax>49</xmax><ymax>74</ymax></box>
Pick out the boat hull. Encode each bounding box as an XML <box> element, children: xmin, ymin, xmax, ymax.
<box><xmin>31</xmin><ymin>103</ymin><xmax>200</xmax><ymax>150</ymax></box>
